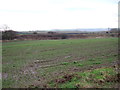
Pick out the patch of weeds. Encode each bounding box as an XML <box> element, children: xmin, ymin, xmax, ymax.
<box><xmin>48</xmin><ymin>81</ymin><xmax>56</xmax><ymax>87</ymax></box>
<box><xmin>59</xmin><ymin>81</ymin><xmax>77</xmax><ymax>88</ymax></box>
<box><xmin>77</xmin><ymin>64</ymin><xmax>83</xmax><ymax>67</ymax></box>
<box><xmin>12</xmin><ymin>65</ymin><xmax>16</xmax><ymax>67</ymax></box>
<box><xmin>93</xmin><ymin>62</ymin><xmax>101</xmax><ymax>64</ymax></box>
<box><xmin>75</xmin><ymin>82</ymin><xmax>94</xmax><ymax>88</ymax></box>
<box><xmin>61</xmin><ymin>62</ymin><xmax>69</xmax><ymax>65</ymax></box>
<box><xmin>113</xmin><ymin>54</ymin><xmax>118</xmax><ymax>57</ymax></box>
<box><xmin>49</xmin><ymin>67</ymin><xmax>118</xmax><ymax>88</ymax></box>
<box><xmin>72</xmin><ymin>76</ymin><xmax>79</xmax><ymax>81</ymax></box>
<box><xmin>73</xmin><ymin>58</ymin><xmax>104</xmax><ymax>68</ymax></box>
<box><xmin>102</xmin><ymin>54</ymin><xmax>105</xmax><ymax>56</ymax></box>
<box><xmin>54</xmin><ymin>74</ymin><xmax>74</xmax><ymax>84</ymax></box>
<box><xmin>2</xmin><ymin>78</ymin><xmax>15</xmax><ymax>88</ymax></box>
<box><xmin>73</xmin><ymin>61</ymin><xmax>78</xmax><ymax>64</ymax></box>
<box><xmin>41</xmin><ymin>73</ymin><xmax>46</xmax><ymax>77</ymax></box>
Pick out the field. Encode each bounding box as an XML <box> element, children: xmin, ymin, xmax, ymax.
<box><xmin>2</xmin><ymin>38</ymin><xmax>119</xmax><ymax>88</ymax></box>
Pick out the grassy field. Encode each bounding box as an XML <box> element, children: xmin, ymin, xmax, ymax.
<box><xmin>2</xmin><ymin>38</ymin><xmax>119</xmax><ymax>88</ymax></box>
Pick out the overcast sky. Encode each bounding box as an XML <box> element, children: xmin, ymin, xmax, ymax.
<box><xmin>0</xmin><ymin>0</ymin><xmax>119</xmax><ymax>31</ymax></box>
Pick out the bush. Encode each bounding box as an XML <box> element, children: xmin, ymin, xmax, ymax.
<box><xmin>61</xmin><ymin>34</ymin><xmax>68</xmax><ymax>39</ymax></box>
<box><xmin>2</xmin><ymin>30</ymin><xmax>17</xmax><ymax>40</ymax></box>
<box><xmin>33</xmin><ymin>32</ymin><xmax>37</xmax><ymax>34</ymax></box>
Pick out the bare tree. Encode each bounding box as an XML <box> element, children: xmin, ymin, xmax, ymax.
<box><xmin>0</xmin><ymin>24</ymin><xmax>10</xmax><ymax>31</ymax></box>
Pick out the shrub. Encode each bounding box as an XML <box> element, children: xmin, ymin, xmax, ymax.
<box><xmin>61</xmin><ymin>34</ymin><xmax>68</xmax><ymax>39</ymax></box>
<box><xmin>2</xmin><ymin>30</ymin><xmax>17</xmax><ymax>40</ymax></box>
<box><xmin>33</xmin><ymin>32</ymin><xmax>37</xmax><ymax>34</ymax></box>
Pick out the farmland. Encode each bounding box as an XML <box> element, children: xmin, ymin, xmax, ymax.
<box><xmin>2</xmin><ymin>37</ymin><xmax>119</xmax><ymax>88</ymax></box>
